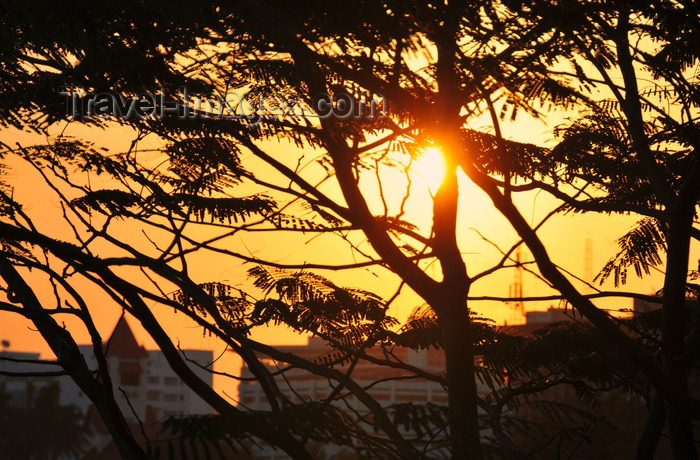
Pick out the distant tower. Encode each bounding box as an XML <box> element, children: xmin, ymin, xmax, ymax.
<box><xmin>505</xmin><ymin>247</ymin><xmax>525</xmax><ymax>324</ymax></box>
<box><xmin>584</xmin><ymin>238</ymin><xmax>593</xmax><ymax>282</ymax></box>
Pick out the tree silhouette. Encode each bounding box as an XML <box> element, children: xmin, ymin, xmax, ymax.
<box><xmin>0</xmin><ymin>0</ymin><xmax>698</xmax><ymax>459</ymax></box>
<box><xmin>0</xmin><ymin>382</ymin><xmax>88</xmax><ymax>460</ymax></box>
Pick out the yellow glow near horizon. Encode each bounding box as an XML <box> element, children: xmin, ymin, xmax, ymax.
<box><xmin>414</xmin><ymin>147</ymin><xmax>447</xmax><ymax>193</ymax></box>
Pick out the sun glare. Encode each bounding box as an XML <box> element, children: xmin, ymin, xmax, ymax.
<box><xmin>413</xmin><ymin>147</ymin><xmax>447</xmax><ymax>193</ymax></box>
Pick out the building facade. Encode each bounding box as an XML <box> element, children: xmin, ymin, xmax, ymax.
<box><xmin>239</xmin><ymin>337</ymin><xmax>450</xmax><ymax>411</ymax></box>
<box><xmin>0</xmin><ymin>316</ymin><xmax>214</xmax><ymax>458</ymax></box>
<box><xmin>237</xmin><ymin>337</ymin><xmax>494</xmax><ymax>459</ymax></box>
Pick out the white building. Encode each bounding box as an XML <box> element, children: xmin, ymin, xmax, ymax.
<box><xmin>239</xmin><ymin>337</ymin><xmax>449</xmax><ymax>411</ymax></box>
<box><xmin>74</xmin><ymin>316</ymin><xmax>214</xmax><ymax>423</ymax></box>
<box><xmin>0</xmin><ymin>316</ymin><xmax>214</xmax><ymax>458</ymax></box>
<box><xmin>0</xmin><ymin>350</ymin><xmax>60</xmax><ymax>408</ymax></box>
<box><xmin>237</xmin><ymin>337</ymin><xmax>491</xmax><ymax>459</ymax></box>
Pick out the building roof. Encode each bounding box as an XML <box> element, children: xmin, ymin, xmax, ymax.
<box><xmin>105</xmin><ymin>316</ymin><xmax>148</xmax><ymax>359</ymax></box>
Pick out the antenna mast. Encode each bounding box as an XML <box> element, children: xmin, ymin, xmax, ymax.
<box><xmin>506</xmin><ymin>247</ymin><xmax>525</xmax><ymax>323</ymax></box>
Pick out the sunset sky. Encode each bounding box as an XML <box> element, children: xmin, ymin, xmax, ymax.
<box><xmin>1</xmin><ymin>102</ymin><xmax>691</xmax><ymax>398</ymax></box>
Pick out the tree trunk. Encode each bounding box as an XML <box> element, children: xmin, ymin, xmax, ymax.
<box><xmin>616</xmin><ymin>14</ymin><xmax>699</xmax><ymax>456</ymax></box>
<box><xmin>435</xmin><ymin>295</ymin><xmax>483</xmax><ymax>460</ymax></box>
<box><xmin>635</xmin><ymin>391</ymin><xmax>665</xmax><ymax>460</ymax></box>
<box><xmin>662</xmin><ymin>217</ymin><xmax>698</xmax><ymax>460</ymax></box>
<box><xmin>0</xmin><ymin>258</ymin><xmax>149</xmax><ymax>460</ymax></box>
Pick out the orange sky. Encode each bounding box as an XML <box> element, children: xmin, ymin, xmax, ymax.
<box><xmin>0</xmin><ymin>105</ymin><xmax>696</xmax><ymax>399</ymax></box>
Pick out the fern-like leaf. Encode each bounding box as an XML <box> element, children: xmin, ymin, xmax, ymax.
<box><xmin>595</xmin><ymin>218</ymin><xmax>667</xmax><ymax>286</ymax></box>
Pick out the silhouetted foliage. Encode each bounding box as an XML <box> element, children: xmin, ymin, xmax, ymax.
<box><xmin>0</xmin><ymin>382</ymin><xmax>88</xmax><ymax>460</ymax></box>
<box><xmin>0</xmin><ymin>0</ymin><xmax>699</xmax><ymax>459</ymax></box>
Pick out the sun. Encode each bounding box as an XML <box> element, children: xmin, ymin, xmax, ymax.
<box><xmin>413</xmin><ymin>147</ymin><xmax>447</xmax><ymax>193</ymax></box>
